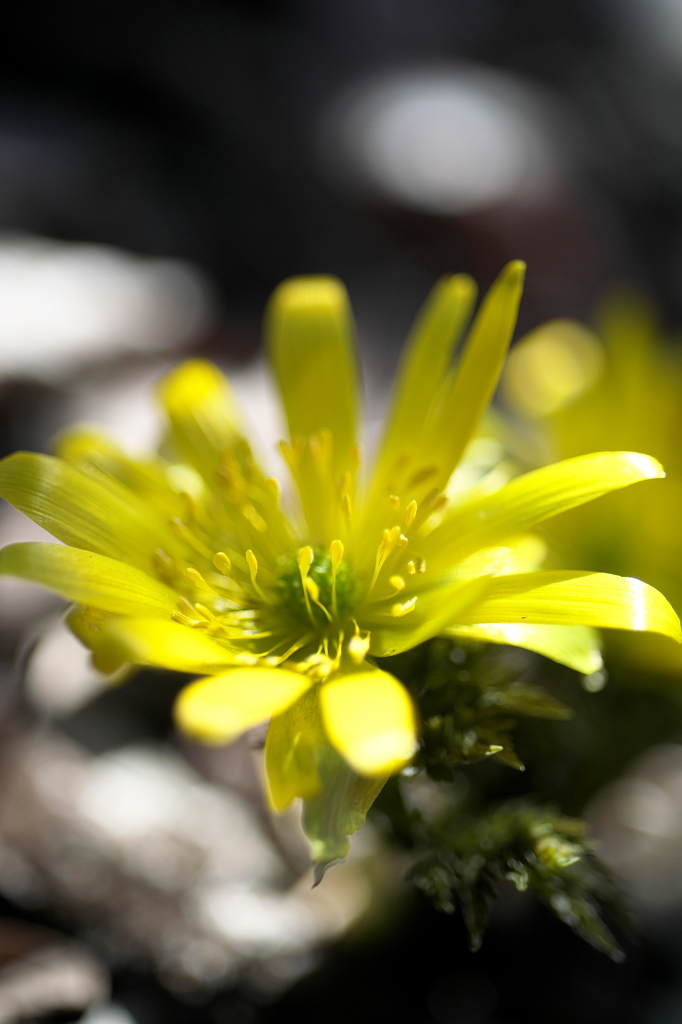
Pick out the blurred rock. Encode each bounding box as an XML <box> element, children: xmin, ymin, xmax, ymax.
<box><xmin>0</xmin><ymin>729</ymin><xmax>379</xmax><ymax>995</ymax></box>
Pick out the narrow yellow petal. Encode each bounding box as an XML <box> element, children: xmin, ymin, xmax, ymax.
<box><xmin>370</xmin><ymin>274</ymin><xmax>477</xmax><ymax>495</ymax></box>
<box><xmin>157</xmin><ymin>360</ymin><xmax>242</xmax><ymax>480</ymax></box>
<box><xmin>367</xmin><ymin>575</ymin><xmax>492</xmax><ymax>657</ymax></box>
<box><xmin>423</xmin><ymin>451</ymin><xmax>665</xmax><ymax>571</ymax></box>
<box><xmin>445</xmin><ymin>622</ymin><xmax>603</xmax><ymax>675</ymax></box>
<box><xmin>425</xmin><ymin>260</ymin><xmax>525</xmax><ymax>483</ymax></box>
<box><xmin>0</xmin><ymin>542</ymin><xmax>178</xmax><ymax>616</ymax></box>
<box><xmin>457</xmin><ymin>570</ymin><xmax>682</xmax><ymax>641</ymax></box>
<box><xmin>0</xmin><ymin>452</ymin><xmax>183</xmax><ymax>573</ymax></box>
<box><xmin>266</xmin><ymin>276</ymin><xmax>358</xmax><ymax>475</ymax></box>
<box><xmin>55</xmin><ymin>428</ymin><xmax>184</xmax><ymax>512</ymax></box>
<box><xmin>320</xmin><ymin>668</ymin><xmax>418</xmax><ymax>775</ymax></box>
<box><xmin>174</xmin><ymin>667</ymin><xmax>312</xmax><ymax>745</ymax></box>
<box><xmin>99</xmin><ymin>617</ymin><xmax>239</xmax><ymax>672</ymax></box>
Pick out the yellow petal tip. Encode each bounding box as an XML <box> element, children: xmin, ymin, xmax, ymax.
<box><xmin>504</xmin><ymin>259</ymin><xmax>527</xmax><ymax>284</ymax></box>
<box><xmin>623</xmin><ymin>451</ymin><xmax>665</xmax><ymax>480</ymax></box>
<box><xmin>270</xmin><ymin>276</ymin><xmax>347</xmax><ymax>318</ymax></box>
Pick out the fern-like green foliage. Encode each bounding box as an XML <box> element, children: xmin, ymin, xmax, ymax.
<box><xmin>382</xmin><ymin>638</ymin><xmax>572</xmax><ymax>777</ymax></box>
<box><xmin>407</xmin><ymin>800</ymin><xmax>628</xmax><ymax>960</ymax></box>
<box><xmin>376</xmin><ymin>638</ymin><xmax>629</xmax><ymax>959</ymax></box>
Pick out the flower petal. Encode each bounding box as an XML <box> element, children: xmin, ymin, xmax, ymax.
<box><xmin>157</xmin><ymin>360</ymin><xmax>243</xmax><ymax>481</ymax></box>
<box><xmin>265</xmin><ymin>686</ymin><xmax>324</xmax><ymax>811</ymax></box>
<box><xmin>0</xmin><ymin>542</ymin><xmax>179</xmax><ymax>616</ymax></box>
<box><xmin>174</xmin><ymin>667</ymin><xmax>312</xmax><ymax>745</ymax></box>
<box><xmin>457</xmin><ymin>570</ymin><xmax>682</xmax><ymax>641</ymax></box>
<box><xmin>425</xmin><ymin>260</ymin><xmax>525</xmax><ymax>485</ymax></box>
<box><xmin>98</xmin><ymin>617</ymin><xmax>239</xmax><ymax>672</ymax></box>
<box><xmin>56</xmin><ymin>429</ymin><xmax>190</xmax><ymax>513</ymax></box>
<box><xmin>0</xmin><ymin>451</ymin><xmax>183</xmax><ymax>572</ymax></box>
<box><xmin>422</xmin><ymin>451</ymin><xmax>665</xmax><ymax>571</ymax></box>
<box><xmin>370</xmin><ymin>274</ymin><xmax>477</xmax><ymax>496</ymax></box>
<box><xmin>320</xmin><ymin>668</ymin><xmax>418</xmax><ymax>775</ymax></box>
<box><xmin>445</xmin><ymin>622</ymin><xmax>603</xmax><ymax>674</ymax></box>
<box><xmin>266</xmin><ymin>277</ymin><xmax>358</xmax><ymax>476</ymax></box>
<box><xmin>367</xmin><ymin>575</ymin><xmax>492</xmax><ymax>657</ymax></box>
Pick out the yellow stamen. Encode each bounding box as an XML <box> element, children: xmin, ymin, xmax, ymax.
<box><xmin>309</xmin><ymin>429</ymin><xmax>333</xmax><ymax>472</ymax></box>
<box><xmin>330</xmin><ymin>538</ymin><xmax>344</xmax><ymax>615</ymax></box>
<box><xmin>391</xmin><ymin>597</ymin><xmax>418</xmax><ymax>617</ymax></box>
<box><xmin>370</xmin><ymin>525</ymin><xmax>402</xmax><ymax>590</ymax></box>
<box><xmin>404</xmin><ymin>500</ymin><xmax>418</xmax><ymax>529</ymax></box>
<box><xmin>171</xmin><ymin>611</ymin><xmax>200</xmax><ymax>627</ymax></box>
<box><xmin>243</xmin><ymin>504</ymin><xmax>268</xmax><ymax>532</ymax></box>
<box><xmin>389</xmin><ymin>575</ymin><xmax>406</xmax><ymax>595</ymax></box>
<box><xmin>169</xmin><ymin>517</ymin><xmax>212</xmax><ymax>557</ymax></box>
<box><xmin>194</xmin><ymin>603</ymin><xmax>215</xmax><ymax>622</ymax></box>
<box><xmin>212</xmin><ymin>551</ymin><xmax>232</xmax><ymax>575</ymax></box>
<box><xmin>298</xmin><ymin>546</ymin><xmax>316</xmax><ymax>623</ymax></box>
<box><xmin>407</xmin><ymin>465</ymin><xmax>438</xmax><ymax>488</ymax></box>
<box><xmin>341</xmin><ymin>493</ymin><xmax>353</xmax><ymax>522</ymax></box>
<box><xmin>184</xmin><ymin>566</ymin><xmax>218</xmax><ymax>593</ymax></box>
<box><xmin>390</xmin><ymin>494</ymin><xmax>401</xmax><ymax>511</ymax></box>
<box><xmin>337</xmin><ymin>470</ymin><xmax>352</xmax><ymax>495</ymax></box>
<box><xmin>348</xmin><ymin>632</ymin><xmax>371</xmax><ymax>664</ymax></box>
<box><xmin>306</xmin><ymin>576</ymin><xmax>333</xmax><ymax>621</ymax></box>
<box><xmin>176</xmin><ymin>596</ymin><xmax>197</xmax><ymax>617</ymax></box>
<box><xmin>246</xmin><ymin>549</ymin><xmax>267</xmax><ymax>599</ymax></box>
<box><xmin>264</xmin><ymin>477</ymin><xmax>281</xmax><ymax>501</ymax></box>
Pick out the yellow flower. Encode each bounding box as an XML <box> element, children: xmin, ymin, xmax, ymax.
<box><xmin>503</xmin><ymin>294</ymin><xmax>682</xmax><ymax>674</ymax></box>
<box><xmin>0</xmin><ymin>264</ymin><xmax>679</xmax><ymax>824</ymax></box>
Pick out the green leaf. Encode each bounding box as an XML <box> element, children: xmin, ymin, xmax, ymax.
<box><xmin>485</xmin><ymin>682</ymin><xmax>573</xmax><ymax>720</ymax></box>
<box><xmin>302</xmin><ymin>741</ymin><xmax>388</xmax><ymax>881</ymax></box>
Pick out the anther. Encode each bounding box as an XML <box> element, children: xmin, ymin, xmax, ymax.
<box><xmin>348</xmin><ymin>632</ymin><xmax>371</xmax><ymax>664</ymax></box>
<box><xmin>390</xmin><ymin>495</ymin><xmax>401</xmax><ymax>511</ymax></box>
<box><xmin>297</xmin><ymin>546</ymin><xmax>316</xmax><ymax>623</ymax></box>
<box><xmin>389</xmin><ymin>575</ymin><xmax>405</xmax><ymax>594</ymax></box>
<box><xmin>171</xmin><ymin>611</ymin><xmax>198</xmax><ymax>627</ymax></box>
<box><xmin>404</xmin><ymin>500</ymin><xmax>418</xmax><ymax>529</ymax></box>
<box><xmin>341</xmin><ymin>493</ymin><xmax>353</xmax><ymax>522</ymax></box>
<box><xmin>264</xmin><ymin>477</ymin><xmax>281</xmax><ymax>501</ymax></box>
<box><xmin>407</xmin><ymin>466</ymin><xmax>438</xmax><ymax>488</ymax></box>
<box><xmin>212</xmin><ymin>552</ymin><xmax>232</xmax><ymax>575</ymax></box>
<box><xmin>246</xmin><ymin>549</ymin><xmax>267</xmax><ymax>599</ymax></box>
<box><xmin>154</xmin><ymin>548</ymin><xmax>174</xmax><ymax>570</ymax></box>
<box><xmin>306</xmin><ymin>577</ymin><xmax>333</xmax><ymax>621</ymax></box>
<box><xmin>184</xmin><ymin>566</ymin><xmax>213</xmax><ymax>590</ymax></box>
<box><xmin>337</xmin><ymin>471</ymin><xmax>352</xmax><ymax>495</ymax></box>
<box><xmin>391</xmin><ymin>597</ymin><xmax>418</xmax><ymax>617</ymax></box>
<box><xmin>278</xmin><ymin>439</ymin><xmax>298</xmax><ymax>470</ymax></box>
<box><xmin>194</xmin><ymin>603</ymin><xmax>215</xmax><ymax>622</ymax></box>
<box><xmin>330</xmin><ymin>539</ymin><xmax>344</xmax><ymax>570</ymax></box>
<box><xmin>243</xmin><ymin>504</ymin><xmax>267</xmax><ymax>531</ymax></box>
<box><xmin>176</xmin><ymin>596</ymin><xmax>197</xmax><ymax>617</ymax></box>
<box><xmin>369</xmin><ymin>525</ymin><xmax>402</xmax><ymax>590</ymax></box>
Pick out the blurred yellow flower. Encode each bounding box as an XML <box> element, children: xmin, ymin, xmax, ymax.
<box><xmin>0</xmin><ymin>265</ymin><xmax>679</xmax><ymax>825</ymax></box>
<box><xmin>503</xmin><ymin>294</ymin><xmax>682</xmax><ymax>673</ymax></box>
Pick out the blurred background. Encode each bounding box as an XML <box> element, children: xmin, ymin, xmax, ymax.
<box><xmin>3</xmin><ymin>0</ymin><xmax>682</xmax><ymax>1021</ymax></box>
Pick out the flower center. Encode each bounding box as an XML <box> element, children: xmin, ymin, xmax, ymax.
<box><xmin>276</xmin><ymin>547</ymin><xmax>358</xmax><ymax>626</ymax></box>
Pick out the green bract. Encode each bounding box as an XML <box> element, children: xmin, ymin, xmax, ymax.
<box><xmin>0</xmin><ymin>263</ymin><xmax>679</xmax><ymax>860</ymax></box>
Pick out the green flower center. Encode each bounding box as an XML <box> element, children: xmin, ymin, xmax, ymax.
<box><xmin>276</xmin><ymin>548</ymin><xmax>358</xmax><ymax>625</ymax></box>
